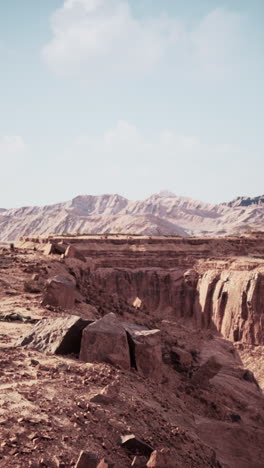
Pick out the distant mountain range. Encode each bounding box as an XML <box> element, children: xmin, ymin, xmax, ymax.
<box><xmin>1</xmin><ymin>191</ymin><xmax>264</xmax><ymax>241</ymax></box>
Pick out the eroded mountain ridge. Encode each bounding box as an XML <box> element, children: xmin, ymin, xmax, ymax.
<box><xmin>1</xmin><ymin>191</ymin><xmax>264</xmax><ymax>241</ymax></box>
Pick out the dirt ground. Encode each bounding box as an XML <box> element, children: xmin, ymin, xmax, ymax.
<box><xmin>0</xmin><ymin>245</ymin><xmax>264</xmax><ymax>468</ymax></box>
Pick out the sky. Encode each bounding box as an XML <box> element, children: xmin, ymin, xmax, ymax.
<box><xmin>0</xmin><ymin>0</ymin><xmax>264</xmax><ymax>208</ymax></box>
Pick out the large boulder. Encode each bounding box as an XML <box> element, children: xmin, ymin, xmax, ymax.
<box><xmin>80</xmin><ymin>313</ymin><xmax>130</xmax><ymax>370</ymax></box>
<box><xmin>17</xmin><ymin>315</ymin><xmax>91</xmax><ymax>355</ymax></box>
<box><xmin>65</xmin><ymin>245</ymin><xmax>86</xmax><ymax>262</ymax></box>
<box><xmin>43</xmin><ymin>242</ymin><xmax>68</xmax><ymax>256</ymax></box>
<box><xmin>125</xmin><ymin>325</ymin><xmax>163</xmax><ymax>382</ymax></box>
<box><xmin>42</xmin><ymin>275</ymin><xmax>75</xmax><ymax>309</ymax></box>
<box><xmin>119</xmin><ymin>434</ymin><xmax>153</xmax><ymax>457</ymax></box>
<box><xmin>191</xmin><ymin>356</ymin><xmax>222</xmax><ymax>386</ymax></box>
<box><xmin>170</xmin><ymin>346</ymin><xmax>193</xmax><ymax>371</ymax></box>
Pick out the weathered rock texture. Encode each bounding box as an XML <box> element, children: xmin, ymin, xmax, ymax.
<box><xmin>65</xmin><ymin>245</ymin><xmax>86</xmax><ymax>262</ymax></box>
<box><xmin>146</xmin><ymin>448</ymin><xmax>177</xmax><ymax>468</ymax></box>
<box><xmin>3</xmin><ymin>191</ymin><xmax>264</xmax><ymax>241</ymax></box>
<box><xmin>125</xmin><ymin>326</ymin><xmax>163</xmax><ymax>382</ymax></box>
<box><xmin>80</xmin><ymin>313</ymin><xmax>131</xmax><ymax>370</ymax></box>
<box><xmin>17</xmin><ymin>315</ymin><xmax>90</xmax><ymax>355</ymax></box>
<box><xmin>42</xmin><ymin>275</ymin><xmax>75</xmax><ymax>309</ymax></box>
<box><xmin>24</xmin><ymin>235</ymin><xmax>264</xmax><ymax>345</ymax></box>
<box><xmin>1</xmin><ymin>243</ymin><xmax>264</xmax><ymax>468</ymax></box>
<box><xmin>195</xmin><ymin>270</ymin><xmax>264</xmax><ymax>345</ymax></box>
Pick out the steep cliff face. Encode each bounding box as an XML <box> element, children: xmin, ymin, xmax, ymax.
<box><xmin>89</xmin><ymin>267</ymin><xmax>264</xmax><ymax>345</ymax></box>
<box><xmin>20</xmin><ymin>235</ymin><xmax>264</xmax><ymax>345</ymax></box>
<box><xmin>196</xmin><ymin>270</ymin><xmax>264</xmax><ymax>345</ymax></box>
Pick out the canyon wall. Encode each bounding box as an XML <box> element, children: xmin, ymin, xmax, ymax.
<box><xmin>196</xmin><ymin>270</ymin><xmax>264</xmax><ymax>345</ymax></box>
<box><xmin>19</xmin><ymin>234</ymin><xmax>264</xmax><ymax>345</ymax></box>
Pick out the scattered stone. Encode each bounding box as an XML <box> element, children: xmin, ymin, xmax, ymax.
<box><xmin>24</xmin><ymin>280</ymin><xmax>43</xmax><ymax>293</ymax></box>
<box><xmin>17</xmin><ymin>315</ymin><xmax>90</xmax><ymax>355</ymax></box>
<box><xmin>43</xmin><ymin>243</ymin><xmax>55</xmax><ymax>256</ymax></box>
<box><xmin>170</xmin><ymin>347</ymin><xmax>193</xmax><ymax>371</ymax></box>
<box><xmin>43</xmin><ymin>242</ymin><xmax>68</xmax><ymax>256</ymax></box>
<box><xmin>5</xmin><ymin>290</ymin><xmax>18</xmax><ymax>296</ymax></box>
<box><xmin>42</xmin><ymin>275</ymin><xmax>75</xmax><ymax>309</ymax></box>
<box><xmin>80</xmin><ymin>313</ymin><xmax>130</xmax><ymax>370</ymax></box>
<box><xmin>0</xmin><ymin>312</ymin><xmax>36</xmax><ymax>323</ymax></box>
<box><xmin>54</xmin><ymin>242</ymin><xmax>68</xmax><ymax>255</ymax></box>
<box><xmin>126</xmin><ymin>326</ymin><xmax>163</xmax><ymax>382</ymax></box>
<box><xmin>146</xmin><ymin>448</ymin><xmax>176</xmax><ymax>468</ymax></box>
<box><xmin>119</xmin><ymin>434</ymin><xmax>153</xmax><ymax>457</ymax></box>
<box><xmin>40</xmin><ymin>458</ymin><xmax>58</xmax><ymax>467</ymax></box>
<box><xmin>132</xmin><ymin>297</ymin><xmax>142</xmax><ymax>309</ymax></box>
<box><xmin>32</xmin><ymin>273</ymin><xmax>40</xmax><ymax>281</ymax></box>
<box><xmin>190</xmin><ymin>356</ymin><xmax>222</xmax><ymax>386</ymax></box>
<box><xmin>30</xmin><ymin>359</ymin><xmax>39</xmax><ymax>366</ymax></box>
<box><xmin>75</xmin><ymin>451</ymin><xmax>98</xmax><ymax>468</ymax></box>
<box><xmin>230</xmin><ymin>413</ymin><xmax>241</xmax><ymax>423</ymax></box>
<box><xmin>131</xmin><ymin>456</ymin><xmax>148</xmax><ymax>467</ymax></box>
<box><xmin>90</xmin><ymin>381</ymin><xmax>120</xmax><ymax>405</ymax></box>
<box><xmin>97</xmin><ymin>459</ymin><xmax>115</xmax><ymax>468</ymax></box>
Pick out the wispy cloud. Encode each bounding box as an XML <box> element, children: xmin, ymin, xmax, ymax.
<box><xmin>42</xmin><ymin>0</ymin><xmax>243</xmax><ymax>79</ymax></box>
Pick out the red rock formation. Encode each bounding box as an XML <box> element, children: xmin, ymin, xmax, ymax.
<box><xmin>42</xmin><ymin>275</ymin><xmax>76</xmax><ymax>309</ymax></box>
<box><xmin>196</xmin><ymin>270</ymin><xmax>264</xmax><ymax>345</ymax></box>
<box><xmin>79</xmin><ymin>313</ymin><xmax>131</xmax><ymax>370</ymax></box>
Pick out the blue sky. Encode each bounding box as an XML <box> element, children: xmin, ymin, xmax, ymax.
<box><xmin>0</xmin><ymin>0</ymin><xmax>264</xmax><ymax>207</ymax></box>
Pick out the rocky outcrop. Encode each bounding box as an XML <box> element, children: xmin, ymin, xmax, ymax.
<box><xmin>17</xmin><ymin>315</ymin><xmax>90</xmax><ymax>354</ymax></box>
<box><xmin>119</xmin><ymin>434</ymin><xmax>154</xmax><ymax>457</ymax></box>
<box><xmin>195</xmin><ymin>270</ymin><xmax>264</xmax><ymax>345</ymax></box>
<box><xmin>79</xmin><ymin>313</ymin><xmax>131</xmax><ymax>370</ymax></box>
<box><xmin>90</xmin><ymin>381</ymin><xmax>120</xmax><ymax>405</ymax></box>
<box><xmin>146</xmin><ymin>448</ymin><xmax>176</xmax><ymax>468</ymax></box>
<box><xmin>125</xmin><ymin>325</ymin><xmax>163</xmax><ymax>382</ymax></box>
<box><xmin>65</xmin><ymin>245</ymin><xmax>86</xmax><ymax>262</ymax></box>
<box><xmin>74</xmin><ymin>452</ymin><xmax>114</xmax><ymax>468</ymax></box>
<box><xmin>191</xmin><ymin>356</ymin><xmax>222</xmax><ymax>386</ymax></box>
<box><xmin>44</xmin><ymin>242</ymin><xmax>68</xmax><ymax>256</ymax></box>
<box><xmin>42</xmin><ymin>275</ymin><xmax>76</xmax><ymax>309</ymax></box>
<box><xmin>19</xmin><ymin>234</ymin><xmax>264</xmax><ymax>347</ymax></box>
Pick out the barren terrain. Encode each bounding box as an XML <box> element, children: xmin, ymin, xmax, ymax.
<box><xmin>0</xmin><ymin>234</ymin><xmax>264</xmax><ymax>467</ymax></box>
<box><xmin>1</xmin><ymin>192</ymin><xmax>264</xmax><ymax>241</ymax></box>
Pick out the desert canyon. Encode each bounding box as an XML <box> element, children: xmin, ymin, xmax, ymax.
<box><xmin>0</xmin><ymin>210</ymin><xmax>263</xmax><ymax>467</ymax></box>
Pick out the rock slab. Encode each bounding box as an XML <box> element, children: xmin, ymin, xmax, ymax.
<box><xmin>17</xmin><ymin>315</ymin><xmax>90</xmax><ymax>355</ymax></box>
<box><xmin>126</xmin><ymin>326</ymin><xmax>163</xmax><ymax>382</ymax></box>
<box><xmin>80</xmin><ymin>313</ymin><xmax>130</xmax><ymax>370</ymax></box>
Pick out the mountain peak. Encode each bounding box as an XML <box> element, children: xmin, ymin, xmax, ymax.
<box><xmin>1</xmin><ymin>192</ymin><xmax>264</xmax><ymax>241</ymax></box>
<box><xmin>157</xmin><ymin>190</ymin><xmax>177</xmax><ymax>198</ymax></box>
<box><xmin>226</xmin><ymin>195</ymin><xmax>264</xmax><ymax>208</ymax></box>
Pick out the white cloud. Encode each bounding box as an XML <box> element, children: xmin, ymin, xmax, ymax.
<box><xmin>0</xmin><ymin>136</ymin><xmax>27</xmax><ymax>155</ymax></box>
<box><xmin>43</xmin><ymin>0</ymin><xmax>243</xmax><ymax>78</ymax></box>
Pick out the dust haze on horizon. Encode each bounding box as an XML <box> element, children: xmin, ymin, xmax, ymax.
<box><xmin>1</xmin><ymin>0</ymin><xmax>264</xmax><ymax>208</ymax></box>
